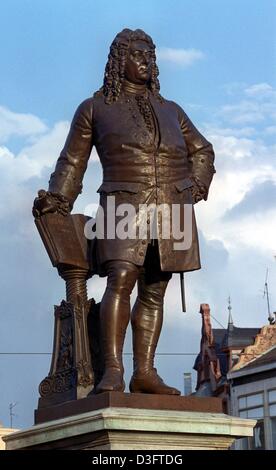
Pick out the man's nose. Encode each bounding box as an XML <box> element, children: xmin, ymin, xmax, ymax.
<box><xmin>140</xmin><ymin>55</ymin><xmax>147</xmax><ymax>65</ymax></box>
<box><xmin>141</xmin><ymin>54</ymin><xmax>150</xmax><ymax>66</ymax></box>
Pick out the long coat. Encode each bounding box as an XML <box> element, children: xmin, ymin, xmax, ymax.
<box><xmin>48</xmin><ymin>91</ymin><xmax>215</xmax><ymax>274</ymax></box>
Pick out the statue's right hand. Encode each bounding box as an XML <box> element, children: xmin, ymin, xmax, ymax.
<box><xmin>190</xmin><ymin>177</ymin><xmax>207</xmax><ymax>204</ymax></box>
<box><xmin>32</xmin><ymin>190</ymin><xmax>70</xmax><ymax>218</ymax></box>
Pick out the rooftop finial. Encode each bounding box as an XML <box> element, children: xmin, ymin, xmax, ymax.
<box><xmin>227</xmin><ymin>296</ymin><xmax>233</xmax><ymax>327</ymax></box>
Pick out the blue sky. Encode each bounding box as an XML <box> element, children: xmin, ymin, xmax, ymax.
<box><xmin>0</xmin><ymin>0</ymin><xmax>276</xmax><ymax>429</ymax></box>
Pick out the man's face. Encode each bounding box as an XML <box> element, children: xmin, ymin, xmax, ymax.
<box><xmin>124</xmin><ymin>40</ymin><xmax>153</xmax><ymax>85</ymax></box>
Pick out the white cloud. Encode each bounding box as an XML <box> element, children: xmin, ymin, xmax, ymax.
<box><xmin>264</xmin><ymin>125</ymin><xmax>276</xmax><ymax>135</ymax></box>
<box><xmin>186</xmin><ymin>103</ymin><xmax>204</xmax><ymax>111</ymax></box>
<box><xmin>17</xmin><ymin>121</ymin><xmax>70</xmax><ymax>178</ymax></box>
<box><xmin>0</xmin><ymin>114</ymin><xmax>100</xmax><ymax>182</ymax></box>
<box><xmin>90</xmin><ymin>146</ymin><xmax>99</xmax><ymax>162</ymax></box>
<box><xmin>0</xmin><ymin>106</ymin><xmax>71</xmax><ymax>221</ymax></box>
<box><xmin>157</xmin><ymin>47</ymin><xmax>204</xmax><ymax>66</ymax></box>
<box><xmin>0</xmin><ymin>121</ymin><xmax>70</xmax><ymax>186</ymax></box>
<box><xmin>245</xmin><ymin>83</ymin><xmax>276</xmax><ymax>98</ymax></box>
<box><xmin>204</xmin><ymin>125</ymin><xmax>255</xmax><ymax>138</ymax></box>
<box><xmin>185</xmin><ymin>82</ymin><xmax>276</xmax><ymax>264</ymax></box>
<box><xmin>207</xmin><ymin>133</ymin><xmax>273</xmax><ymax>170</ymax></box>
<box><xmin>222</xmin><ymin>82</ymin><xmax>247</xmax><ymax>96</ymax></box>
<box><xmin>219</xmin><ymin>100</ymin><xmax>264</xmax><ymax>124</ymax></box>
<box><xmin>0</xmin><ymin>105</ymin><xmax>48</xmax><ymax>143</ymax></box>
<box><xmin>197</xmin><ymin>118</ymin><xmax>276</xmax><ymax>256</ymax></box>
<box><xmin>0</xmin><ymin>106</ymin><xmax>101</xmax><ymax>220</ymax></box>
<box><xmin>218</xmin><ymin>83</ymin><xmax>276</xmax><ymax>125</ymax></box>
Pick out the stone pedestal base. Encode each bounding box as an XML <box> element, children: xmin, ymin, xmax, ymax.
<box><xmin>0</xmin><ymin>427</ymin><xmax>19</xmax><ymax>450</ymax></box>
<box><xmin>4</xmin><ymin>395</ymin><xmax>255</xmax><ymax>450</ymax></box>
<box><xmin>34</xmin><ymin>391</ymin><xmax>223</xmax><ymax>424</ymax></box>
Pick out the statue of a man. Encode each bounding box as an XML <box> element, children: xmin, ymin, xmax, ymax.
<box><xmin>33</xmin><ymin>29</ymin><xmax>215</xmax><ymax>395</ymax></box>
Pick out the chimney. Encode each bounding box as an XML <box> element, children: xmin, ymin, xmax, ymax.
<box><xmin>183</xmin><ymin>372</ymin><xmax>192</xmax><ymax>396</ymax></box>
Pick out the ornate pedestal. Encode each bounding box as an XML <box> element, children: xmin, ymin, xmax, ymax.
<box><xmin>35</xmin><ymin>213</ymin><xmax>103</xmax><ymax>409</ymax></box>
<box><xmin>38</xmin><ymin>297</ymin><xmax>94</xmax><ymax>407</ymax></box>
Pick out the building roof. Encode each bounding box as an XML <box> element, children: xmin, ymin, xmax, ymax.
<box><xmin>222</xmin><ymin>326</ymin><xmax>260</xmax><ymax>350</ymax></box>
<box><xmin>194</xmin><ymin>326</ymin><xmax>260</xmax><ymax>376</ymax></box>
<box><xmin>213</xmin><ymin>329</ymin><xmax>225</xmax><ymax>345</ymax></box>
<box><xmin>213</xmin><ymin>326</ymin><xmax>260</xmax><ymax>350</ymax></box>
<box><xmin>239</xmin><ymin>346</ymin><xmax>276</xmax><ymax>371</ymax></box>
<box><xmin>194</xmin><ymin>304</ymin><xmax>276</xmax><ymax>401</ymax></box>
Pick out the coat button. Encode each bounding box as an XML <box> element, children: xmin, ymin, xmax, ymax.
<box><xmin>142</xmin><ymin>240</ymin><xmax>147</xmax><ymax>245</ymax></box>
<box><xmin>139</xmin><ymin>251</ymin><xmax>144</xmax><ymax>256</ymax></box>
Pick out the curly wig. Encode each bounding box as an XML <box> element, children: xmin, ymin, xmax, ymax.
<box><xmin>95</xmin><ymin>29</ymin><xmax>163</xmax><ymax>104</ymax></box>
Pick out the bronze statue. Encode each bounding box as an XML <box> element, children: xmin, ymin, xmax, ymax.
<box><xmin>33</xmin><ymin>29</ymin><xmax>215</xmax><ymax>397</ymax></box>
